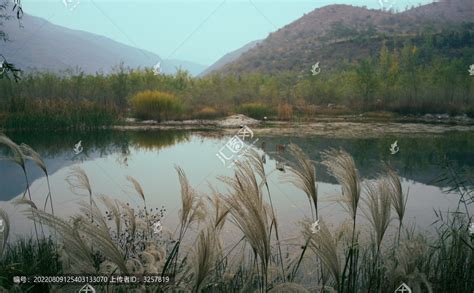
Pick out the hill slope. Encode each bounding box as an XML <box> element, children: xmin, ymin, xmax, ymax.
<box><xmin>200</xmin><ymin>40</ymin><xmax>261</xmax><ymax>76</ymax></box>
<box><xmin>0</xmin><ymin>13</ymin><xmax>206</xmax><ymax>76</ymax></box>
<box><xmin>213</xmin><ymin>0</ymin><xmax>474</xmax><ymax>75</ymax></box>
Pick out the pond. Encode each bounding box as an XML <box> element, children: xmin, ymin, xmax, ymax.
<box><xmin>1</xmin><ymin>128</ymin><xmax>473</xmax><ymax>242</ymax></box>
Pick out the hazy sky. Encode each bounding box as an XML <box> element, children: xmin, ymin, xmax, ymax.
<box><xmin>22</xmin><ymin>0</ymin><xmax>434</xmax><ymax>65</ymax></box>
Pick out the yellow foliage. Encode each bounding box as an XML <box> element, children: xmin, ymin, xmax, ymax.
<box><xmin>277</xmin><ymin>103</ymin><xmax>293</xmax><ymax>120</ymax></box>
<box><xmin>195</xmin><ymin>107</ymin><xmax>221</xmax><ymax>119</ymax></box>
<box><xmin>129</xmin><ymin>90</ymin><xmax>182</xmax><ymax>121</ymax></box>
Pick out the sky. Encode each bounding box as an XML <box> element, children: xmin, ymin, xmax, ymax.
<box><xmin>22</xmin><ymin>0</ymin><xmax>434</xmax><ymax>65</ymax></box>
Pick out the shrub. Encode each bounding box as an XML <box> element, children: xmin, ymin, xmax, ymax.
<box><xmin>194</xmin><ymin>107</ymin><xmax>222</xmax><ymax>119</ymax></box>
<box><xmin>237</xmin><ymin>102</ymin><xmax>272</xmax><ymax>120</ymax></box>
<box><xmin>130</xmin><ymin>90</ymin><xmax>183</xmax><ymax>122</ymax></box>
<box><xmin>0</xmin><ymin>99</ymin><xmax>118</xmax><ymax>130</ymax></box>
<box><xmin>277</xmin><ymin>103</ymin><xmax>293</xmax><ymax>120</ymax></box>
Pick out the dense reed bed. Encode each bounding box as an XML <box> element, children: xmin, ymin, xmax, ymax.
<box><xmin>0</xmin><ymin>133</ymin><xmax>472</xmax><ymax>292</ymax></box>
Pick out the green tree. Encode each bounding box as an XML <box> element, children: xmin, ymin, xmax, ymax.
<box><xmin>400</xmin><ymin>44</ymin><xmax>420</xmax><ymax>103</ymax></box>
<box><xmin>110</xmin><ymin>63</ymin><xmax>129</xmax><ymax>111</ymax></box>
<box><xmin>355</xmin><ymin>58</ymin><xmax>378</xmax><ymax>108</ymax></box>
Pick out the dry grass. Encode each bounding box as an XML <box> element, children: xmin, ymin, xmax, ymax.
<box><xmin>206</xmin><ymin>189</ymin><xmax>229</xmax><ymax>232</ymax></box>
<box><xmin>27</xmin><ymin>208</ymin><xmax>96</xmax><ymax>273</ymax></box>
<box><xmin>0</xmin><ymin>208</ymin><xmax>10</xmax><ymax>257</ymax></box>
<box><xmin>386</xmin><ymin>236</ymin><xmax>433</xmax><ymax>293</ymax></box>
<box><xmin>277</xmin><ymin>103</ymin><xmax>293</xmax><ymax>120</ymax></box>
<box><xmin>303</xmin><ymin>219</ymin><xmax>343</xmax><ymax>290</ymax></box>
<box><xmin>19</xmin><ymin>143</ymin><xmax>54</xmax><ymax>214</ymax></box>
<box><xmin>221</xmin><ymin>161</ymin><xmax>272</xmax><ymax>290</ymax></box>
<box><xmin>284</xmin><ymin>143</ymin><xmax>318</xmax><ymax>220</ymax></box>
<box><xmin>176</xmin><ymin>166</ymin><xmax>205</xmax><ymax>233</ymax></box>
<box><xmin>385</xmin><ymin>167</ymin><xmax>408</xmax><ymax>242</ymax></box>
<box><xmin>0</xmin><ymin>133</ymin><xmax>25</xmax><ymax>167</ymax></box>
<box><xmin>126</xmin><ymin>176</ymin><xmax>146</xmax><ymax>203</ymax></box>
<box><xmin>189</xmin><ymin>227</ymin><xmax>221</xmax><ymax>291</ymax></box>
<box><xmin>65</xmin><ymin>166</ymin><xmax>92</xmax><ymax>203</ymax></box>
<box><xmin>363</xmin><ymin>178</ymin><xmax>392</xmax><ymax>249</ymax></box>
<box><xmin>321</xmin><ymin>149</ymin><xmax>361</xmax><ymax>222</ymax></box>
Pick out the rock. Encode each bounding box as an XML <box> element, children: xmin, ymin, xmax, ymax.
<box><xmin>217</xmin><ymin>114</ymin><xmax>260</xmax><ymax>127</ymax></box>
<box><xmin>436</xmin><ymin>114</ymin><xmax>449</xmax><ymax>120</ymax></box>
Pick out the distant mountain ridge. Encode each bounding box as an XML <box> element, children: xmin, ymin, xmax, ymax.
<box><xmin>200</xmin><ymin>40</ymin><xmax>261</xmax><ymax>76</ymax></box>
<box><xmin>212</xmin><ymin>0</ymin><xmax>474</xmax><ymax>75</ymax></box>
<box><xmin>0</xmin><ymin>13</ymin><xmax>206</xmax><ymax>76</ymax></box>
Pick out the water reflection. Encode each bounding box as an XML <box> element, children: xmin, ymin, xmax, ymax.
<box><xmin>259</xmin><ymin>133</ymin><xmax>474</xmax><ymax>188</ymax></box>
<box><xmin>1</xmin><ymin>130</ymin><xmax>473</xmax><ymax>202</ymax></box>
<box><xmin>0</xmin><ymin>129</ymin><xmax>472</xmax><ymax>238</ymax></box>
<box><xmin>0</xmin><ymin>130</ymin><xmax>190</xmax><ymax>201</ymax></box>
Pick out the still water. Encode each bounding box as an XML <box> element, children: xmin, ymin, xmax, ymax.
<box><xmin>1</xmin><ymin>129</ymin><xmax>473</xmax><ymax>241</ymax></box>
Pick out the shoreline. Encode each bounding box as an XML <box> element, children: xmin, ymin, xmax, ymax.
<box><xmin>113</xmin><ymin>114</ymin><xmax>474</xmax><ymax>138</ymax></box>
<box><xmin>3</xmin><ymin>114</ymin><xmax>474</xmax><ymax>138</ymax></box>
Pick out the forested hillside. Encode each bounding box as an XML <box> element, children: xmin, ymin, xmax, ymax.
<box><xmin>214</xmin><ymin>0</ymin><xmax>473</xmax><ymax>75</ymax></box>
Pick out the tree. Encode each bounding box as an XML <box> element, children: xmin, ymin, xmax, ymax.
<box><xmin>379</xmin><ymin>42</ymin><xmax>391</xmax><ymax>107</ymax></box>
<box><xmin>355</xmin><ymin>58</ymin><xmax>378</xmax><ymax>108</ymax></box>
<box><xmin>0</xmin><ymin>0</ymin><xmax>22</xmax><ymax>81</ymax></box>
<box><xmin>400</xmin><ymin>44</ymin><xmax>420</xmax><ymax>103</ymax></box>
<box><xmin>110</xmin><ymin>63</ymin><xmax>129</xmax><ymax>110</ymax></box>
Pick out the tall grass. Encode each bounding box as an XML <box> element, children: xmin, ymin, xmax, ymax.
<box><xmin>220</xmin><ymin>161</ymin><xmax>272</xmax><ymax>291</ymax></box>
<box><xmin>322</xmin><ymin>149</ymin><xmax>361</xmax><ymax>292</ymax></box>
<box><xmin>0</xmin><ymin>237</ymin><xmax>62</xmax><ymax>292</ymax></box>
<box><xmin>129</xmin><ymin>90</ymin><xmax>183</xmax><ymax>122</ymax></box>
<box><xmin>0</xmin><ymin>133</ymin><xmax>472</xmax><ymax>292</ymax></box>
<box><xmin>237</xmin><ymin>102</ymin><xmax>273</xmax><ymax>120</ymax></box>
<box><xmin>1</xmin><ymin>99</ymin><xmax>118</xmax><ymax>130</ymax></box>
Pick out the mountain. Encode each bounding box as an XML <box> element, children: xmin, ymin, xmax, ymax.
<box><xmin>199</xmin><ymin>40</ymin><xmax>261</xmax><ymax>76</ymax></box>
<box><xmin>0</xmin><ymin>13</ymin><xmax>206</xmax><ymax>76</ymax></box>
<box><xmin>212</xmin><ymin>0</ymin><xmax>474</xmax><ymax>75</ymax></box>
<box><xmin>165</xmin><ymin>59</ymin><xmax>207</xmax><ymax>76</ymax></box>
<box><xmin>404</xmin><ymin>0</ymin><xmax>474</xmax><ymax>23</ymax></box>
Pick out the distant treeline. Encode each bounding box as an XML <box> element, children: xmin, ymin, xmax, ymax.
<box><xmin>0</xmin><ymin>30</ymin><xmax>473</xmax><ymax>129</ymax></box>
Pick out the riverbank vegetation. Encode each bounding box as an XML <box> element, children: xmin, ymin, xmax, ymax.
<box><xmin>1</xmin><ymin>28</ymin><xmax>473</xmax><ymax>130</ymax></box>
<box><xmin>0</xmin><ymin>133</ymin><xmax>472</xmax><ymax>292</ymax></box>
<box><xmin>129</xmin><ymin>90</ymin><xmax>183</xmax><ymax>122</ymax></box>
